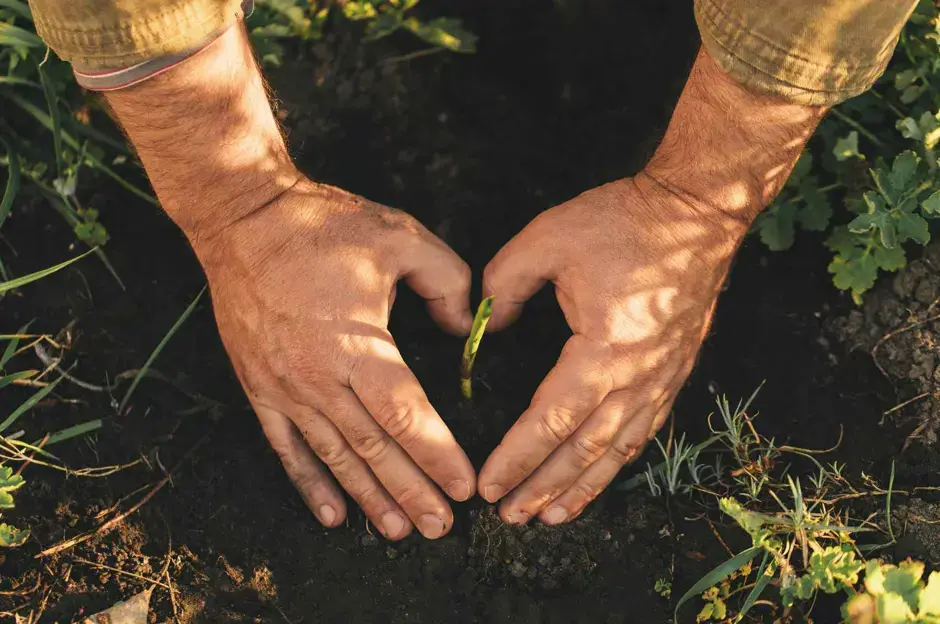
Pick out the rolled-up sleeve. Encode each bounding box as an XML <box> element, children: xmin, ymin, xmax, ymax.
<box><xmin>696</xmin><ymin>0</ymin><xmax>919</xmax><ymax>106</ymax></box>
<box><xmin>29</xmin><ymin>0</ymin><xmax>245</xmax><ymax>72</ymax></box>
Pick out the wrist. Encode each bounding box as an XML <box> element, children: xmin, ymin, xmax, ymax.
<box><xmin>104</xmin><ymin>23</ymin><xmax>301</xmax><ymax>243</ymax></box>
<box><xmin>643</xmin><ymin>47</ymin><xmax>827</xmax><ymax>226</ymax></box>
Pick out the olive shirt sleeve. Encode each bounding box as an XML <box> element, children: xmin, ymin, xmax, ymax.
<box><xmin>28</xmin><ymin>0</ymin><xmax>246</xmax><ymax>72</ymax></box>
<box><xmin>696</xmin><ymin>0</ymin><xmax>919</xmax><ymax>107</ymax></box>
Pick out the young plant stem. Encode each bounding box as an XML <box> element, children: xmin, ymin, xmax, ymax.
<box><xmin>460</xmin><ymin>296</ymin><xmax>494</xmax><ymax>399</ymax></box>
<box><xmin>830</xmin><ymin>109</ymin><xmax>885</xmax><ymax>148</ymax></box>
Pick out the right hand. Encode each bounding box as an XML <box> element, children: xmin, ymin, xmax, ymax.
<box><xmin>192</xmin><ymin>178</ymin><xmax>476</xmax><ymax>540</ymax></box>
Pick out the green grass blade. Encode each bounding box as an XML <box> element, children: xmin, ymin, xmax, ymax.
<box><xmin>674</xmin><ymin>546</ymin><xmax>761</xmax><ymax>624</ymax></box>
<box><xmin>460</xmin><ymin>295</ymin><xmax>494</xmax><ymax>399</ymax></box>
<box><xmin>0</xmin><ymin>0</ymin><xmax>33</xmax><ymax>20</ymax></box>
<box><xmin>0</xmin><ymin>135</ymin><xmax>20</xmax><ymax>230</ymax></box>
<box><xmin>0</xmin><ymin>249</ymin><xmax>94</xmax><ymax>294</ymax></box>
<box><xmin>886</xmin><ymin>460</ymin><xmax>896</xmax><ymax>543</ymax></box>
<box><xmin>0</xmin><ymin>370</ymin><xmax>37</xmax><ymax>389</ymax></box>
<box><xmin>118</xmin><ymin>287</ymin><xmax>205</xmax><ymax>414</ymax></box>
<box><xmin>616</xmin><ymin>433</ymin><xmax>723</xmax><ymax>491</ymax></box>
<box><xmin>0</xmin><ymin>374</ymin><xmax>63</xmax><ymax>434</ymax></box>
<box><xmin>37</xmin><ymin>64</ymin><xmax>63</xmax><ymax>177</ymax></box>
<box><xmin>735</xmin><ymin>553</ymin><xmax>773</xmax><ymax>622</ymax></box>
<box><xmin>0</xmin><ymin>22</ymin><xmax>42</xmax><ymax>47</ymax></box>
<box><xmin>42</xmin><ymin>419</ymin><xmax>102</xmax><ymax>446</ymax></box>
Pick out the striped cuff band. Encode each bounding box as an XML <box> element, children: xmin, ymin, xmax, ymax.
<box><xmin>73</xmin><ymin>0</ymin><xmax>253</xmax><ymax>92</ymax></box>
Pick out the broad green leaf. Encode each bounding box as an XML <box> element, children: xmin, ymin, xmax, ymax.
<box><xmin>0</xmin><ymin>523</ymin><xmax>28</xmax><ymax>547</ymax></box>
<box><xmin>901</xmin><ymin>84</ymin><xmax>926</xmax><ymax>104</ymax></box>
<box><xmin>0</xmin><ymin>491</ymin><xmax>14</xmax><ymax>509</ymax></box>
<box><xmin>897</xmin><ymin>211</ymin><xmax>930</xmax><ymax>245</ymax></box>
<box><xmin>0</xmin><ymin>466</ymin><xmax>25</xmax><ymax>494</ymax></box>
<box><xmin>922</xmin><ymin>190</ymin><xmax>940</xmax><ymax>215</ymax></box>
<box><xmin>796</xmin><ymin>185</ymin><xmax>833</xmax><ymax>231</ymax></box>
<box><xmin>876</xmin><ymin>593</ymin><xmax>915</xmax><ymax>623</ymax></box>
<box><xmin>850</xmin><ymin>192</ymin><xmax>897</xmax><ymax>248</ymax></box>
<box><xmin>757</xmin><ymin>202</ymin><xmax>797</xmax><ymax>251</ymax></box>
<box><xmin>895</xmin><ymin>68</ymin><xmax>919</xmax><ymax>90</ymax></box>
<box><xmin>787</xmin><ymin>152</ymin><xmax>813</xmax><ymax>186</ymax></box>
<box><xmin>890</xmin><ymin>151</ymin><xmax>920</xmax><ymax>191</ymax></box>
<box><xmin>921</xmin><ymin>571</ymin><xmax>940</xmax><ymax>615</ymax></box>
<box><xmin>884</xmin><ymin>560</ymin><xmax>925</xmax><ymax>612</ymax></box>
<box><xmin>874</xmin><ymin>245</ymin><xmax>907</xmax><ymax>271</ymax></box>
<box><xmin>674</xmin><ymin>547</ymin><xmax>761</xmax><ymax>623</ymax></box>
<box><xmin>898</xmin><ymin>117</ymin><xmax>924</xmax><ymax>142</ymax></box>
<box><xmin>871</xmin><ymin>167</ymin><xmax>900</xmax><ymax>206</ymax></box>
<box><xmin>834</xmin><ymin>131</ymin><xmax>861</xmax><ymax>161</ymax></box>
<box><xmin>829</xmin><ymin>248</ymin><xmax>878</xmax><ymax>299</ymax></box>
<box><xmin>844</xmin><ymin>593</ymin><xmax>876</xmax><ymax>624</ymax></box>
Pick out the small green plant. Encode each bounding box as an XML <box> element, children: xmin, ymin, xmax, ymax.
<box><xmin>644</xmin><ymin>432</ymin><xmax>710</xmax><ymax>497</ymax></box>
<box><xmin>655</xmin><ymin>577</ymin><xmax>672</xmax><ymax>599</ymax></box>
<box><xmin>753</xmin><ymin>1</ymin><xmax>940</xmax><ymax>303</ymax></box>
<box><xmin>460</xmin><ymin>296</ymin><xmax>493</xmax><ymax>399</ymax></box>
<box><xmin>0</xmin><ymin>465</ymin><xmax>27</xmax><ymax>548</ymax></box>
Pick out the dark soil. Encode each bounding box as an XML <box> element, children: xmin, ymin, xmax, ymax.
<box><xmin>0</xmin><ymin>1</ymin><xmax>928</xmax><ymax>622</ymax></box>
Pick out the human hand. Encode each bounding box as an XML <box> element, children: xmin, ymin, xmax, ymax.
<box><xmin>476</xmin><ymin>47</ymin><xmax>825</xmax><ymax>524</ymax></box>
<box><xmin>193</xmin><ymin>180</ymin><xmax>476</xmax><ymax>539</ymax></box>
<box><xmin>476</xmin><ymin>175</ymin><xmax>744</xmax><ymax>524</ymax></box>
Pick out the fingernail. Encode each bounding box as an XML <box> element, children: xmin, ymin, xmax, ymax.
<box><xmin>382</xmin><ymin>511</ymin><xmax>406</xmax><ymax>539</ymax></box>
<box><xmin>446</xmin><ymin>480</ymin><xmax>472</xmax><ymax>501</ymax></box>
<box><xmin>318</xmin><ymin>504</ymin><xmax>336</xmax><ymax>526</ymax></box>
<box><xmin>542</xmin><ymin>506</ymin><xmax>568</xmax><ymax>525</ymax></box>
<box><xmin>418</xmin><ymin>514</ymin><xmax>445</xmax><ymax>539</ymax></box>
<box><xmin>483</xmin><ymin>484</ymin><xmax>506</xmax><ymax>503</ymax></box>
<box><xmin>507</xmin><ymin>512</ymin><xmax>531</xmax><ymax>525</ymax></box>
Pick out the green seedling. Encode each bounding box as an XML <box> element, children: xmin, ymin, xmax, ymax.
<box><xmin>460</xmin><ymin>296</ymin><xmax>494</xmax><ymax>399</ymax></box>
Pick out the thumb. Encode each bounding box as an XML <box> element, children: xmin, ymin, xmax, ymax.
<box><xmin>483</xmin><ymin>224</ymin><xmax>560</xmax><ymax>331</ymax></box>
<box><xmin>399</xmin><ymin>234</ymin><xmax>473</xmax><ymax>336</ymax></box>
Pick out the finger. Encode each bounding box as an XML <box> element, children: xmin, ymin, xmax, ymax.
<box><xmin>482</xmin><ymin>219</ymin><xmax>562</xmax><ymax>331</ymax></box>
<box><xmin>269</xmin><ymin>400</ymin><xmax>415</xmax><ymax>540</ymax></box>
<box><xmin>398</xmin><ymin>230</ymin><xmax>473</xmax><ymax>335</ymax></box>
<box><xmin>539</xmin><ymin>398</ymin><xmax>674</xmax><ymax>524</ymax></box>
<box><xmin>477</xmin><ymin>336</ymin><xmax>612</xmax><ymax>509</ymax></box>
<box><xmin>351</xmin><ymin>337</ymin><xmax>476</xmax><ymax>501</ymax></box>
<box><xmin>318</xmin><ymin>386</ymin><xmax>457</xmax><ymax>540</ymax></box>
<box><xmin>255</xmin><ymin>403</ymin><xmax>347</xmax><ymax>528</ymax></box>
<box><xmin>497</xmin><ymin>389</ymin><xmax>639</xmax><ymax>524</ymax></box>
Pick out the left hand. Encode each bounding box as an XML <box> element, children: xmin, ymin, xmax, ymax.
<box><xmin>476</xmin><ymin>173</ymin><xmax>749</xmax><ymax>525</ymax></box>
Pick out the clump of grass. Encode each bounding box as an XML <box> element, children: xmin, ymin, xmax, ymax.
<box><xmin>620</xmin><ymin>384</ymin><xmax>914</xmax><ymax>623</ymax></box>
<box><xmin>460</xmin><ymin>296</ymin><xmax>493</xmax><ymax>399</ymax></box>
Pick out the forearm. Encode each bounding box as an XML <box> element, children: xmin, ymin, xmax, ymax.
<box><xmin>104</xmin><ymin>23</ymin><xmax>301</xmax><ymax>241</ymax></box>
<box><xmin>643</xmin><ymin>47</ymin><xmax>827</xmax><ymax>226</ymax></box>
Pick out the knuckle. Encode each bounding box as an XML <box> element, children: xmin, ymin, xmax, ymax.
<box><xmin>608</xmin><ymin>439</ymin><xmax>639</xmax><ymax>465</ymax></box>
<box><xmin>350</xmin><ymin>427</ymin><xmax>393</xmax><ymax>463</ymax></box>
<box><xmin>315</xmin><ymin>437</ymin><xmax>352</xmax><ymax>467</ymax></box>
<box><xmin>374</xmin><ymin>401</ymin><xmax>420</xmax><ymax>444</ymax></box>
<box><xmin>391</xmin><ymin>480</ymin><xmax>428</xmax><ymax>510</ymax></box>
<box><xmin>537</xmin><ymin>407</ymin><xmax>580</xmax><ymax>445</ymax></box>
<box><xmin>571</xmin><ymin>433</ymin><xmax>607</xmax><ymax>466</ymax></box>
<box><xmin>572</xmin><ymin>479</ymin><xmax>600</xmax><ymax>504</ymax></box>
